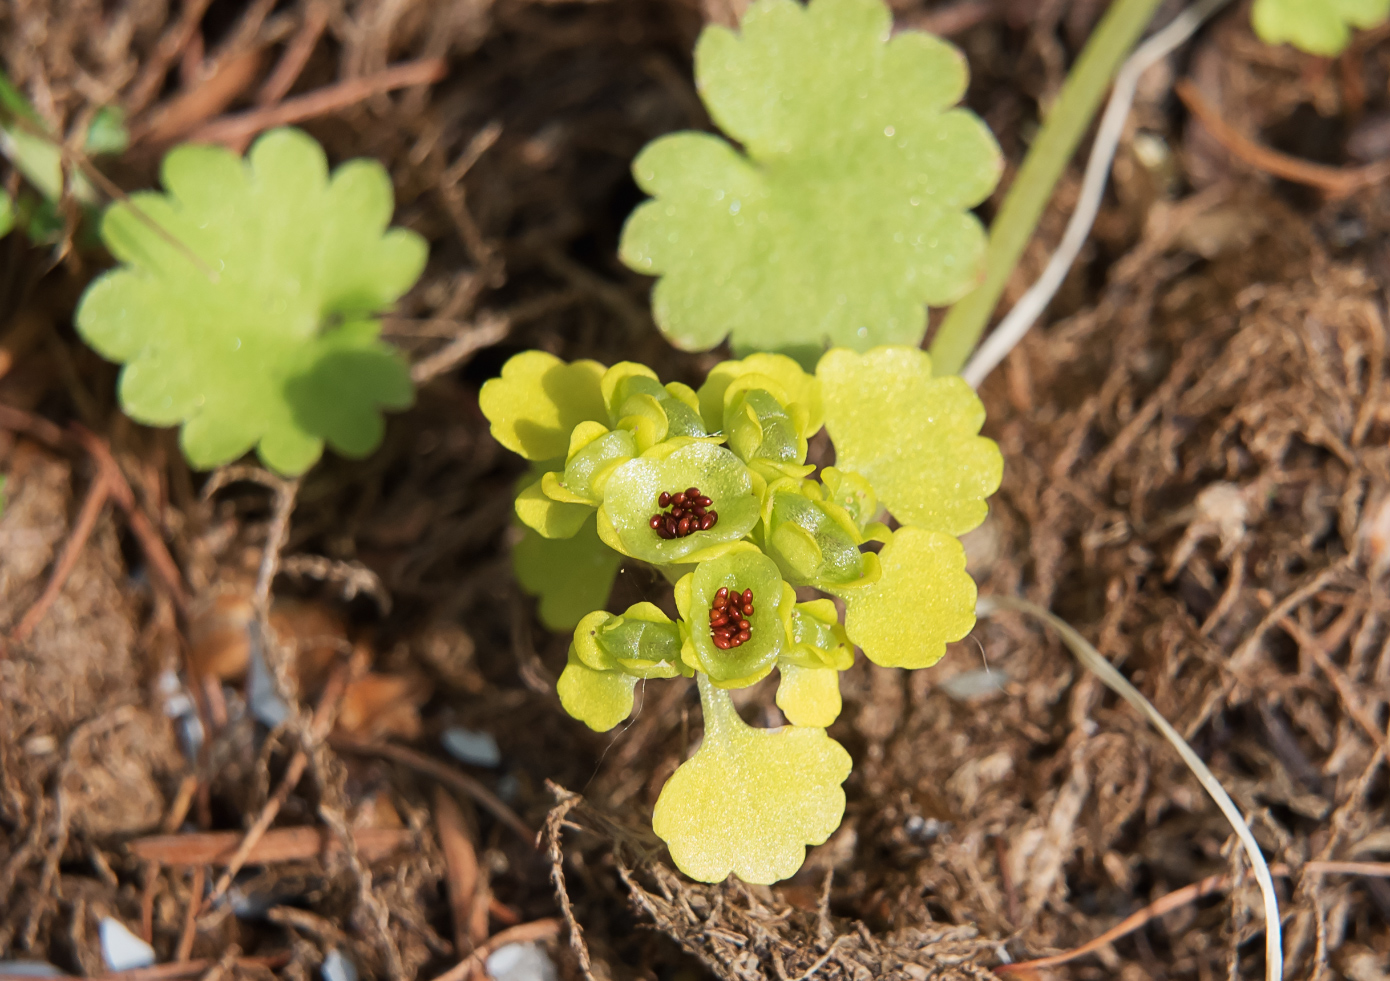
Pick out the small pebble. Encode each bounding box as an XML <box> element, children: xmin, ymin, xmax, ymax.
<box><xmin>0</xmin><ymin>962</ymin><xmax>67</xmax><ymax>977</ymax></box>
<box><xmin>442</xmin><ymin>727</ymin><xmax>502</xmax><ymax>768</ymax></box>
<box><xmin>938</xmin><ymin>668</ymin><xmax>1008</xmax><ymax>701</ymax></box>
<box><xmin>321</xmin><ymin>949</ymin><xmax>358</xmax><ymax>981</ymax></box>
<box><xmin>486</xmin><ymin>943</ymin><xmax>558</xmax><ymax>981</ymax></box>
<box><xmin>100</xmin><ymin>918</ymin><xmax>155</xmax><ymax>972</ymax></box>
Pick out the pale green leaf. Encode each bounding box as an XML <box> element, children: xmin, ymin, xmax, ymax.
<box><xmin>479</xmin><ymin>351</ymin><xmax>609</xmax><ymax>461</ymax></box>
<box><xmin>653</xmin><ymin>675</ymin><xmax>851</xmax><ymax>883</ymax></box>
<box><xmin>513</xmin><ymin>515</ymin><xmax>623</xmax><ymax>630</ymax></box>
<box><xmin>818</xmin><ymin>346</ymin><xmax>1001</xmax><ymax>535</ymax></box>
<box><xmin>75</xmin><ymin>128</ymin><xmax>425</xmax><ymax>475</ymax></box>
<box><xmin>619</xmin><ymin>0</ymin><xmax>1000</xmax><ymax>363</ymax></box>
<box><xmin>775</xmin><ymin>663</ymin><xmax>842</xmax><ymax>727</ymax></box>
<box><xmin>557</xmin><ymin>655</ymin><xmax>638</xmax><ymax>732</ymax></box>
<box><xmin>1253</xmin><ymin>0</ymin><xmax>1390</xmax><ymax>55</ymax></box>
<box><xmin>840</xmin><ymin>526</ymin><xmax>976</xmax><ymax>669</ymax></box>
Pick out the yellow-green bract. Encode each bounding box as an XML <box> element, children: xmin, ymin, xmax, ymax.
<box><xmin>481</xmin><ymin>346</ymin><xmax>1002</xmax><ymax>884</ymax></box>
<box><xmin>75</xmin><ymin>128</ymin><xmax>426</xmax><ymax>476</ymax></box>
<box><xmin>618</xmin><ymin>0</ymin><xmax>1001</xmax><ymax>366</ymax></box>
<box><xmin>1252</xmin><ymin>0</ymin><xmax>1390</xmax><ymax>55</ymax></box>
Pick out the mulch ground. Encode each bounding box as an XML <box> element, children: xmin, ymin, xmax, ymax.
<box><xmin>1</xmin><ymin>1</ymin><xmax>1388</xmax><ymax>979</ymax></box>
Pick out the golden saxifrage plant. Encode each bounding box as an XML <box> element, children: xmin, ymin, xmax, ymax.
<box><xmin>481</xmin><ymin>347</ymin><xmax>1001</xmax><ymax>882</ymax></box>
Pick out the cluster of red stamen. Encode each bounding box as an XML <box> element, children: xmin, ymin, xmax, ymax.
<box><xmin>710</xmin><ymin>587</ymin><xmax>754</xmax><ymax>650</ymax></box>
<box><xmin>649</xmin><ymin>486</ymin><xmax>718</xmax><ymax>540</ymax></box>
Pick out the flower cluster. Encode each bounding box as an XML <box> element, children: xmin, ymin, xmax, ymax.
<box><xmin>479</xmin><ymin>346</ymin><xmax>1001</xmax><ymax>883</ymax></box>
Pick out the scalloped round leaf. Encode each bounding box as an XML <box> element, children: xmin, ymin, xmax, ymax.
<box><xmin>818</xmin><ymin>346</ymin><xmax>1001</xmax><ymax>535</ymax></box>
<box><xmin>513</xmin><ymin>516</ymin><xmax>623</xmax><ymax>630</ymax></box>
<box><xmin>557</xmin><ymin>657</ymin><xmax>638</xmax><ymax>732</ymax></box>
<box><xmin>479</xmin><ymin>351</ymin><xmax>609</xmax><ymax>461</ymax></box>
<box><xmin>775</xmin><ymin>663</ymin><xmax>842</xmax><ymax>727</ymax></box>
<box><xmin>840</xmin><ymin>527</ymin><xmax>976</xmax><ymax>670</ymax></box>
<box><xmin>653</xmin><ymin>677</ymin><xmax>851</xmax><ymax>883</ymax></box>
<box><xmin>74</xmin><ymin>128</ymin><xmax>426</xmax><ymax>476</ymax></box>
<box><xmin>618</xmin><ymin>0</ymin><xmax>1000</xmax><ymax>363</ymax></box>
<box><xmin>1252</xmin><ymin>0</ymin><xmax>1389</xmax><ymax>55</ymax></box>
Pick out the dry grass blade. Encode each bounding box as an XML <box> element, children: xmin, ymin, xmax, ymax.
<box><xmin>977</xmin><ymin>594</ymin><xmax>1283</xmax><ymax>981</ymax></box>
<box><xmin>962</xmin><ymin>0</ymin><xmax>1232</xmax><ymax>388</ymax></box>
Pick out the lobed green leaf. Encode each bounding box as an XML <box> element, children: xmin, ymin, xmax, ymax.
<box><xmin>653</xmin><ymin>675</ymin><xmax>851</xmax><ymax>883</ymax></box>
<box><xmin>818</xmin><ymin>346</ymin><xmax>1001</xmax><ymax>535</ymax></box>
<box><xmin>76</xmin><ymin>128</ymin><xmax>425</xmax><ymax>475</ymax></box>
<box><xmin>1252</xmin><ymin>0</ymin><xmax>1390</xmax><ymax>55</ymax></box>
<box><xmin>619</xmin><ymin>0</ymin><xmax>1000</xmax><ymax>364</ymax></box>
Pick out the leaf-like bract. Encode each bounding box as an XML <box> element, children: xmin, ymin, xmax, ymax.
<box><xmin>818</xmin><ymin>346</ymin><xmax>1001</xmax><ymax>534</ymax></box>
<box><xmin>76</xmin><ymin>128</ymin><xmax>426</xmax><ymax>475</ymax></box>
<box><xmin>513</xmin><ymin>516</ymin><xmax>623</xmax><ymax>630</ymax></box>
<box><xmin>653</xmin><ymin>675</ymin><xmax>851</xmax><ymax>883</ymax></box>
<box><xmin>1252</xmin><ymin>0</ymin><xmax>1390</xmax><ymax>55</ymax></box>
<box><xmin>619</xmin><ymin>0</ymin><xmax>1000</xmax><ymax>364</ymax></box>
<box><xmin>841</xmin><ymin>527</ymin><xmax>976</xmax><ymax>669</ymax></box>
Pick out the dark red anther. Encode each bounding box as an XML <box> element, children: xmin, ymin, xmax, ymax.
<box><xmin>709</xmin><ymin>585</ymin><xmax>754</xmax><ymax>650</ymax></box>
<box><xmin>651</xmin><ymin>487</ymin><xmax>718</xmax><ymax>539</ymax></box>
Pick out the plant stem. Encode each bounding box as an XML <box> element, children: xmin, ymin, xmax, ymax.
<box><xmin>928</xmin><ymin>0</ymin><xmax>1166</xmax><ymax>377</ymax></box>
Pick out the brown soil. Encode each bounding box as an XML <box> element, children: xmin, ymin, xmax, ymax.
<box><xmin>1</xmin><ymin>2</ymin><xmax>1388</xmax><ymax>980</ymax></box>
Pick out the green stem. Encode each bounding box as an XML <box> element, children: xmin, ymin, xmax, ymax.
<box><xmin>928</xmin><ymin>0</ymin><xmax>1166</xmax><ymax>377</ymax></box>
<box><xmin>696</xmin><ymin>671</ymin><xmax>744</xmax><ymax>740</ymax></box>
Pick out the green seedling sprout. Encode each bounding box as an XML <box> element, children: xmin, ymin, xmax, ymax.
<box><xmin>75</xmin><ymin>128</ymin><xmax>427</xmax><ymax>476</ymax></box>
<box><xmin>481</xmin><ymin>348</ymin><xmax>1001</xmax><ymax>882</ymax></box>
<box><xmin>618</xmin><ymin>0</ymin><xmax>1001</xmax><ymax>366</ymax></box>
<box><xmin>1252</xmin><ymin>0</ymin><xmax>1390</xmax><ymax>54</ymax></box>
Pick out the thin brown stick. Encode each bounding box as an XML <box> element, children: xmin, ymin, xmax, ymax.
<box><xmin>257</xmin><ymin>0</ymin><xmax>332</xmax><ymax>107</ymax></box>
<box><xmin>427</xmin><ymin>919</ymin><xmax>564</xmax><ymax>981</ymax></box>
<box><xmin>1306</xmin><ymin>859</ymin><xmax>1390</xmax><ymax>877</ymax></box>
<box><xmin>1177</xmin><ymin>79</ymin><xmax>1390</xmax><ymax>198</ymax></box>
<box><xmin>131</xmin><ymin>826</ymin><xmax>412</xmax><ymax>866</ymax></box>
<box><xmin>997</xmin><ymin>873</ymin><xmax>1229</xmax><ymax>973</ymax></box>
<box><xmin>174</xmin><ymin>865</ymin><xmax>204</xmax><ymax>961</ymax></box>
<box><xmin>203</xmin><ymin>659</ymin><xmax>353</xmax><ymax>908</ymax></box>
<box><xmin>330</xmin><ymin>736</ymin><xmax>535</xmax><ymax>844</ymax></box>
<box><xmin>187</xmin><ymin>58</ymin><xmax>448</xmax><ymax>148</ymax></box>
<box><xmin>141</xmin><ymin>774</ymin><xmax>200</xmax><ymax>940</ymax></box>
<box><xmin>73</xmin><ymin>427</ymin><xmax>190</xmax><ymax>613</ymax></box>
<box><xmin>1280</xmin><ymin>615</ymin><xmax>1386</xmax><ymax>750</ymax></box>
<box><xmin>411</xmin><ymin>314</ymin><xmax>510</xmax><ymax>385</ymax></box>
<box><xmin>434</xmin><ymin>786</ymin><xmax>483</xmax><ymax>952</ymax></box>
<box><xmin>11</xmin><ymin>468</ymin><xmax>111</xmax><ymax>642</ymax></box>
<box><xmin>135</xmin><ymin>48</ymin><xmax>265</xmax><ymax>145</ymax></box>
<box><xmin>996</xmin><ymin>858</ymin><xmax>1390</xmax><ymax>974</ymax></box>
<box><xmin>125</xmin><ymin>0</ymin><xmax>217</xmax><ymax>114</ymax></box>
<box><xmin>0</xmin><ymin>403</ymin><xmax>71</xmax><ymax>450</ymax></box>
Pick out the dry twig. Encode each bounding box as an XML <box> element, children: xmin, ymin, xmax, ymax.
<box><xmin>188</xmin><ymin>58</ymin><xmax>448</xmax><ymax>148</ymax></box>
<box><xmin>330</xmin><ymin>736</ymin><xmax>534</xmax><ymax>843</ymax></box>
<box><xmin>1177</xmin><ymin>79</ymin><xmax>1390</xmax><ymax>198</ymax></box>
<box><xmin>427</xmin><ymin>919</ymin><xmax>564</xmax><ymax>981</ymax></box>
<box><xmin>131</xmin><ymin>826</ymin><xmax>412</xmax><ymax>866</ymax></box>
